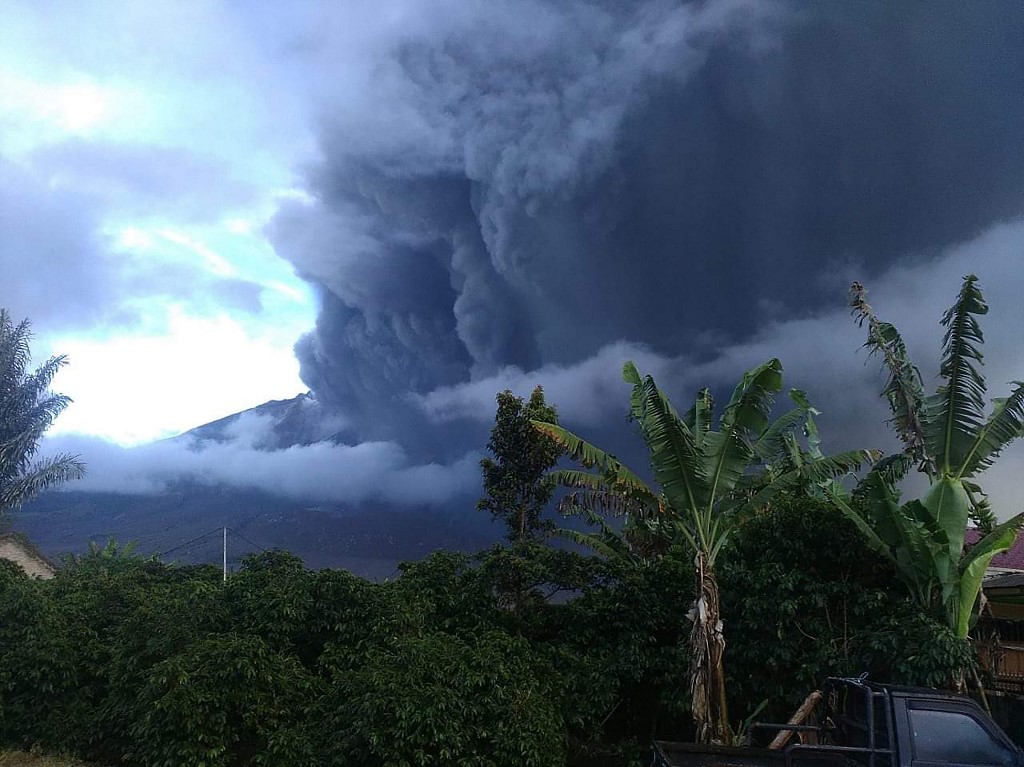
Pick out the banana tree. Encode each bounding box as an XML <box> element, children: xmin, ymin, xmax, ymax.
<box><xmin>534</xmin><ymin>359</ymin><xmax>875</xmax><ymax>744</ymax></box>
<box><xmin>832</xmin><ymin>276</ymin><xmax>1024</xmax><ymax>643</ymax></box>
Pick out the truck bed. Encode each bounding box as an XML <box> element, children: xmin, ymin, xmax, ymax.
<box><xmin>652</xmin><ymin>741</ymin><xmax>859</xmax><ymax>767</ymax></box>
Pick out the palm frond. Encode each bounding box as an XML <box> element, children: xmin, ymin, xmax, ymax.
<box><xmin>748</xmin><ymin>449</ymin><xmax>880</xmax><ymax>510</ymax></box>
<box><xmin>866</xmin><ymin>452</ymin><xmax>914</xmax><ymax>488</ymax></box>
<box><xmin>555</xmin><ymin>527</ymin><xmax>637</xmax><ymax>563</ymax></box>
<box><xmin>552</xmin><ymin>467</ymin><xmax>658</xmax><ymax>506</ymax></box>
<box><xmin>923</xmin><ymin>275</ymin><xmax>988</xmax><ymax>474</ymax></box>
<box><xmin>557</xmin><ymin>486</ymin><xmax>658</xmax><ymax>520</ymax></box>
<box><xmin>0</xmin><ymin>453</ymin><xmax>86</xmax><ymax>512</ymax></box>
<box><xmin>849</xmin><ymin>281</ymin><xmax>928</xmax><ymax>463</ymax></box>
<box><xmin>0</xmin><ymin>311</ymin><xmax>32</xmax><ymax>391</ymax></box>
<box><xmin>629</xmin><ymin>371</ymin><xmax>708</xmax><ymax>518</ymax></box>
<box><xmin>532</xmin><ymin>422</ymin><xmax>647</xmax><ymax>490</ymax></box>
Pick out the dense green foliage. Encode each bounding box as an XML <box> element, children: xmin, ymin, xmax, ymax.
<box><xmin>0</xmin><ymin>502</ymin><xmax>975</xmax><ymax>766</ymax></box>
<box><xmin>0</xmin><ymin>309</ymin><xmax>84</xmax><ymax>515</ymax></box>
<box><xmin>720</xmin><ymin>495</ymin><xmax>975</xmax><ymax>724</ymax></box>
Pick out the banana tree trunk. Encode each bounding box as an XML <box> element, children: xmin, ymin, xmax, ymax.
<box><xmin>690</xmin><ymin>550</ymin><xmax>732</xmax><ymax>745</ymax></box>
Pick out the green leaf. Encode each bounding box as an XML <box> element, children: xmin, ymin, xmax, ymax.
<box><xmin>532</xmin><ymin>422</ymin><xmax>646</xmax><ymax>492</ymax></box>
<box><xmin>749</xmin><ymin>449</ymin><xmax>879</xmax><ymax>509</ymax></box>
<box><xmin>955</xmin><ymin>513</ymin><xmax>1024</xmax><ymax>638</ymax></box>
<box><xmin>704</xmin><ymin>359</ymin><xmax>783</xmax><ymax>509</ymax></box>
<box><xmin>826</xmin><ymin>490</ymin><xmax>898</xmax><ymax>568</ymax></box>
<box><xmin>920</xmin><ymin>477</ymin><xmax>970</xmax><ymax>565</ymax></box>
<box><xmin>629</xmin><ymin>372</ymin><xmax>708</xmax><ymax>520</ymax></box>
<box><xmin>849</xmin><ymin>283</ymin><xmax>928</xmax><ymax>461</ymax></box>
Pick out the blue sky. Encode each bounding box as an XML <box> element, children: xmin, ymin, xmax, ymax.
<box><xmin>2</xmin><ymin>1</ymin><xmax>317</xmax><ymax>443</ymax></box>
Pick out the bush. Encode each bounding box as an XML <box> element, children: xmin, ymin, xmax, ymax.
<box><xmin>128</xmin><ymin>634</ymin><xmax>317</xmax><ymax>767</ymax></box>
<box><xmin>0</xmin><ymin>561</ymin><xmax>79</xmax><ymax>750</ymax></box>
<box><xmin>314</xmin><ymin>630</ymin><xmax>564</xmax><ymax>767</ymax></box>
<box><xmin>721</xmin><ymin>495</ymin><xmax>974</xmax><ymax>722</ymax></box>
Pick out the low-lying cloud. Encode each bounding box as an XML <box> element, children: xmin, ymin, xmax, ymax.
<box><xmin>45</xmin><ymin>412</ymin><xmax>480</xmax><ymax>508</ymax></box>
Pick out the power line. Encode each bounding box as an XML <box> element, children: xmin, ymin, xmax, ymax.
<box><xmin>157</xmin><ymin>527</ymin><xmax>224</xmax><ymax>558</ymax></box>
<box><xmin>230</xmin><ymin>529</ymin><xmax>268</xmax><ymax>553</ymax></box>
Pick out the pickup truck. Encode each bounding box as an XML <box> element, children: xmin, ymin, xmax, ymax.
<box><xmin>654</xmin><ymin>676</ymin><xmax>1023</xmax><ymax>767</ymax></box>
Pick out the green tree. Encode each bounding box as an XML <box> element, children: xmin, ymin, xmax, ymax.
<box><xmin>833</xmin><ymin>277</ymin><xmax>1024</xmax><ymax>646</ymax></box>
<box><xmin>478</xmin><ymin>386</ymin><xmax>562</xmax><ymax>543</ymax></box>
<box><xmin>536</xmin><ymin>361</ymin><xmax>874</xmax><ymax>744</ymax></box>
<box><xmin>0</xmin><ymin>309</ymin><xmax>84</xmax><ymax>514</ymax></box>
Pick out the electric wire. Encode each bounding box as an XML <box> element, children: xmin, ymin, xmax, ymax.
<box><xmin>156</xmin><ymin>527</ymin><xmax>223</xmax><ymax>558</ymax></box>
<box><xmin>230</xmin><ymin>529</ymin><xmax>268</xmax><ymax>553</ymax></box>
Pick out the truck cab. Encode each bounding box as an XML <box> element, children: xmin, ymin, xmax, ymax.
<box><xmin>654</xmin><ymin>677</ymin><xmax>1023</xmax><ymax>767</ymax></box>
<box><xmin>835</xmin><ymin>679</ymin><xmax>1021</xmax><ymax>767</ymax></box>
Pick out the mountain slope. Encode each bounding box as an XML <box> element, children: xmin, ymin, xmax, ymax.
<box><xmin>11</xmin><ymin>396</ymin><xmax>498</xmax><ymax>578</ymax></box>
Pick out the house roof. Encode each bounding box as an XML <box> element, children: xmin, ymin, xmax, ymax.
<box><xmin>986</xmin><ymin>571</ymin><xmax>1024</xmax><ymax>590</ymax></box>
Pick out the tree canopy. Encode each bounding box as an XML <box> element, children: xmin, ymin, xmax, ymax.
<box><xmin>478</xmin><ymin>386</ymin><xmax>562</xmax><ymax>543</ymax></box>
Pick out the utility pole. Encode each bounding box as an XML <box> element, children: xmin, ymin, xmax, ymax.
<box><xmin>223</xmin><ymin>527</ymin><xmax>227</xmax><ymax>582</ymax></box>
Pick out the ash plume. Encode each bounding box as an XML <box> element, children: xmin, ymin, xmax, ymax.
<box><xmin>269</xmin><ymin>0</ymin><xmax>1024</xmax><ymax>451</ymax></box>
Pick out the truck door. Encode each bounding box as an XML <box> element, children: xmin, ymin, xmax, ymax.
<box><xmin>898</xmin><ymin>700</ymin><xmax>1020</xmax><ymax>767</ymax></box>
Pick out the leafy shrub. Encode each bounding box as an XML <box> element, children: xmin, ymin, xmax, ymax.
<box><xmin>226</xmin><ymin>551</ymin><xmax>314</xmax><ymax>660</ymax></box>
<box><xmin>314</xmin><ymin>630</ymin><xmax>564</xmax><ymax>767</ymax></box>
<box><xmin>721</xmin><ymin>495</ymin><xmax>974</xmax><ymax>722</ymax></box>
<box><xmin>128</xmin><ymin>634</ymin><xmax>317</xmax><ymax>767</ymax></box>
<box><xmin>0</xmin><ymin>561</ymin><xmax>79</xmax><ymax>750</ymax></box>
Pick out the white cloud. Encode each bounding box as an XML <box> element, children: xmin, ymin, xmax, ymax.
<box><xmin>43</xmin><ymin>432</ymin><xmax>479</xmax><ymax>508</ymax></box>
<box><xmin>45</xmin><ymin>310</ymin><xmax>307</xmax><ymax>445</ymax></box>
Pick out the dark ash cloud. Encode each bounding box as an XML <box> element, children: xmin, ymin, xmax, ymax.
<box><xmin>270</xmin><ymin>0</ymin><xmax>1024</xmax><ymax>452</ymax></box>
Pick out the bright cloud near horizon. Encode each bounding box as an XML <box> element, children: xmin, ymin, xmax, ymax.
<box><xmin>1</xmin><ymin>2</ymin><xmax>319</xmax><ymax>444</ymax></box>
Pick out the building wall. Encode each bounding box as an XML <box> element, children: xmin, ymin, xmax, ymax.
<box><xmin>0</xmin><ymin>538</ymin><xmax>55</xmax><ymax>579</ymax></box>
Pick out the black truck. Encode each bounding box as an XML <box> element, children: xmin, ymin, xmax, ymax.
<box><xmin>654</xmin><ymin>677</ymin><xmax>1023</xmax><ymax>767</ymax></box>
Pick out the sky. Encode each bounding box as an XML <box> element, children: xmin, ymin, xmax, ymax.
<box><xmin>5</xmin><ymin>1</ymin><xmax>1024</xmax><ymax>516</ymax></box>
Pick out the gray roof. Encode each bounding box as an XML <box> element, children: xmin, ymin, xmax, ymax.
<box><xmin>985</xmin><ymin>571</ymin><xmax>1024</xmax><ymax>590</ymax></box>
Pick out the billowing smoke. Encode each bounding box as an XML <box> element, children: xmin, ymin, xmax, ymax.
<box><xmin>269</xmin><ymin>0</ymin><xmax>1024</xmax><ymax>454</ymax></box>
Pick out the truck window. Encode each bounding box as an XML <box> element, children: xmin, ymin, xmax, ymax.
<box><xmin>909</xmin><ymin>708</ymin><xmax>1015</xmax><ymax>766</ymax></box>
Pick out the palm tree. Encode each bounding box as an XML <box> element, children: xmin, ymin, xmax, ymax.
<box><xmin>535</xmin><ymin>360</ymin><xmax>875</xmax><ymax>744</ymax></box>
<box><xmin>0</xmin><ymin>309</ymin><xmax>85</xmax><ymax>514</ymax></box>
<box><xmin>831</xmin><ymin>276</ymin><xmax>1024</xmax><ymax>645</ymax></box>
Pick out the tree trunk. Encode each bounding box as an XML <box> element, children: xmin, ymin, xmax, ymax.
<box><xmin>690</xmin><ymin>550</ymin><xmax>732</xmax><ymax>745</ymax></box>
